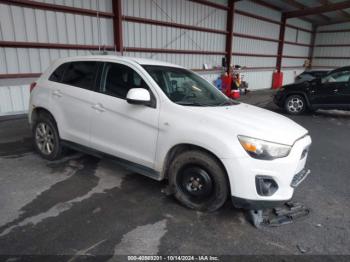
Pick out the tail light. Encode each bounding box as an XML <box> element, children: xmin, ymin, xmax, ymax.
<box><xmin>30</xmin><ymin>82</ymin><xmax>37</xmax><ymax>93</ymax></box>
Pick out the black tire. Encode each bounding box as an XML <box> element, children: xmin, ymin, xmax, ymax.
<box><xmin>32</xmin><ymin>113</ymin><xmax>62</xmax><ymax>160</ymax></box>
<box><xmin>168</xmin><ymin>150</ymin><xmax>228</xmax><ymax>212</ymax></box>
<box><xmin>284</xmin><ymin>94</ymin><xmax>306</xmax><ymax>115</ymax></box>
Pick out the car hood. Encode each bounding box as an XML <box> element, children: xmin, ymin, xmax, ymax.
<box><xmin>282</xmin><ymin>81</ymin><xmax>309</xmax><ymax>90</ymax></box>
<box><xmin>193</xmin><ymin>103</ymin><xmax>308</xmax><ymax>145</ymax></box>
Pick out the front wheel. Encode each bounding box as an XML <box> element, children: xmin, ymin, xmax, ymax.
<box><xmin>284</xmin><ymin>95</ymin><xmax>306</xmax><ymax>115</ymax></box>
<box><xmin>168</xmin><ymin>150</ymin><xmax>228</xmax><ymax>212</ymax></box>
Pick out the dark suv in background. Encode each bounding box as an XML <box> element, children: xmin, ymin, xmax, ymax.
<box><xmin>295</xmin><ymin>70</ymin><xmax>329</xmax><ymax>84</ymax></box>
<box><xmin>274</xmin><ymin>66</ymin><xmax>350</xmax><ymax>114</ymax></box>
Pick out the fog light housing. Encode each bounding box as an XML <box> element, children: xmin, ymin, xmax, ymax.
<box><xmin>255</xmin><ymin>176</ymin><xmax>278</xmax><ymax>196</ymax></box>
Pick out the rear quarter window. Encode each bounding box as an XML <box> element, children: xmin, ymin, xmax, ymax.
<box><xmin>61</xmin><ymin>61</ymin><xmax>98</xmax><ymax>90</ymax></box>
<box><xmin>49</xmin><ymin>63</ymin><xmax>69</xmax><ymax>83</ymax></box>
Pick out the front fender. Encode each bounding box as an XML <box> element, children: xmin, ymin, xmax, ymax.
<box><xmin>154</xmin><ymin>127</ymin><xmax>242</xmax><ymax>174</ymax></box>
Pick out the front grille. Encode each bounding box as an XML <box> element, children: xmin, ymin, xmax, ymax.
<box><xmin>291</xmin><ymin>169</ymin><xmax>310</xmax><ymax>188</ymax></box>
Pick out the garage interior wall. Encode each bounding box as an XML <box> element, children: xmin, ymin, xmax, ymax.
<box><xmin>313</xmin><ymin>22</ymin><xmax>350</xmax><ymax>70</ymax></box>
<box><xmin>0</xmin><ymin>0</ymin><xmax>313</xmax><ymax>116</ymax></box>
<box><xmin>233</xmin><ymin>1</ymin><xmax>312</xmax><ymax>90</ymax></box>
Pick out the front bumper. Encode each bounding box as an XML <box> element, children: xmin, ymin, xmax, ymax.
<box><xmin>222</xmin><ymin>135</ymin><xmax>312</xmax><ymax>209</ymax></box>
<box><xmin>273</xmin><ymin>91</ymin><xmax>286</xmax><ymax>107</ymax></box>
<box><xmin>231</xmin><ymin>196</ymin><xmax>287</xmax><ymax>210</ymax></box>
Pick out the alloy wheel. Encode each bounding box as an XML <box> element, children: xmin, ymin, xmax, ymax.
<box><xmin>287</xmin><ymin>97</ymin><xmax>304</xmax><ymax>113</ymax></box>
<box><xmin>35</xmin><ymin>122</ymin><xmax>55</xmax><ymax>155</ymax></box>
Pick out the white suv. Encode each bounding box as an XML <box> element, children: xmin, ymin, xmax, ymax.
<box><xmin>28</xmin><ymin>56</ymin><xmax>311</xmax><ymax>212</ymax></box>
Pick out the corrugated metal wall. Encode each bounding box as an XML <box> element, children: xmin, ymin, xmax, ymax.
<box><xmin>232</xmin><ymin>2</ymin><xmax>311</xmax><ymax>90</ymax></box>
<box><xmin>234</xmin><ymin>0</ymin><xmax>280</xmax><ymax>71</ymax></box>
<box><xmin>313</xmin><ymin>22</ymin><xmax>350</xmax><ymax>69</ymax></box>
<box><xmin>122</xmin><ymin>0</ymin><xmax>226</xmax><ymax>70</ymax></box>
<box><xmin>282</xmin><ymin>18</ymin><xmax>311</xmax><ymax>88</ymax></box>
<box><xmin>120</xmin><ymin>0</ymin><xmax>228</xmax><ymax>98</ymax></box>
<box><xmin>0</xmin><ymin>0</ymin><xmax>114</xmax><ymax>115</ymax></box>
<box><xmin>282</xmin><ymin>18</ymin><xmax>311</xmax><ymax>68</ymax></box>
<box><xmin>0</xmin><ymin>0</ymin><xmax>314</xmax><ymax>115</ymax></box>
<box><xmin>0</xmin><ymin>85</ymin><xmax>30</xmax><ymax>116</ymax></box>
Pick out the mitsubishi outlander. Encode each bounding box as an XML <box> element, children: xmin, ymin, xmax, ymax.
<box><xmin>29</xmin><ymin>56</ymin><xmax>311</xmax><ymax>212</ymax></box>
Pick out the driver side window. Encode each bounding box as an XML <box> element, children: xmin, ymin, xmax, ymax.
<box><xmin>100</xmin><ymin>63</ymin><xmax>149</xmax><ymax>99</ymax></box>
<box><xmin>322</xmin><ymin>71</ymin><xmax>350</xmax><ymax>84</ymax></box>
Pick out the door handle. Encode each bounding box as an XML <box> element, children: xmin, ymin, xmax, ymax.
<box><xmin>53</xmin><ymin>90</ymin><xmax>62</xmax><ymax>98</ymax></box>
<box><xmin>92</xmin><ymin>104</ymin><xmax>105</xmax><ymax>112</ymax></box>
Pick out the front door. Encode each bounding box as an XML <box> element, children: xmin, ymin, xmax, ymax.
<box><xmin>90</xmin><ymin>62</ymin><xmax>159</xmax><ymax>169</ymax></box>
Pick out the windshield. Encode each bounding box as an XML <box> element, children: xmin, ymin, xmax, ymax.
<box><xmin>142</xmin><ymin>65</ymin><xmax>237</xmax><ymax>107</ymax></box>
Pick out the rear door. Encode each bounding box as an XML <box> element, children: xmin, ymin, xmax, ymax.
<box><xmin>49</xmin><ymin>61</ymin><xmax>101</xmax><ymax>147</ymax></box>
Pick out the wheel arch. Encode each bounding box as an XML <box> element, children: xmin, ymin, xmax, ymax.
<box><xmin>161</xmin><ymin>143</ymin><xmax>231</xmax><ymax>193</ymax></box>
<box><xmin>31</xmin><ymin>107</ymin><xmax>58</xmax><ymax>130</ymax></box>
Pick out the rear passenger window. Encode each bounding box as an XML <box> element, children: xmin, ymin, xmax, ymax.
<box><xmin>100</xmin><ymin>63</ymin><xmax>149</xmax><ymax>99</ymax></box>
<box><xmin>49</xmin><ymin>63</ymin><xmax>68</xmax><ymax>82</ymax></box>
<box><xmin>61</xmin><ymin>62</ymin><xmax>98</xmax><ymax>90</ymax></box>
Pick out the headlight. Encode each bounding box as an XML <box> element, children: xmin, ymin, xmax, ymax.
<box><xmin>238</xmin><ymin>135</ymin><xmax>291</xmax><ymax>160</ymax></box>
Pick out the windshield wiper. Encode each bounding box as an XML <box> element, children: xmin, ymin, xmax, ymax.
<box><xmin>218</xmin><ymin>100</ymin><xmax>238</xmax><ymax>106</ymax></box>
<box><xmin>176</xmin><ymin>101</ymin><xmax>207</xmax><ymax>106</ymax></box>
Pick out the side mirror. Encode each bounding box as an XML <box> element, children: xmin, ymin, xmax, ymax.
<box><xmin>126</xmin><ymin>88</ymin><xmax>151</xmax><ymax>105</ymax></box>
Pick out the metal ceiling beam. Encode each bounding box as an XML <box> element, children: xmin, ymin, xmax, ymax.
<box><xmin>250</xmin><ymin>0</ymin><xmax>282</xmax><ymax>11</ymax></box>
<box><xmin>187</xmin><ymin>0</ymin><xmax>229</xmax><ymax>10</ymax></box>
<box><xmin>225</xmin><ymin>0</ymin><xmax>235</xmax><ymax>71</ymax></box>
<box><xmin>282</xmin><ymin>0</ymin><xmax>331</xmax><ymax>22</ymax></box>
<box><xmin>251</xmin><ymin>0</ymin><xmax>315</xmax><ymax>24</ymax></box>
<box><xmin>0</xmin><ymin>0</ymin><xmax>114</xmax><ymax>18</ymax></box>
<box><xmin>318</xmin><ymin>0</ymin><xmax>350</xmax><ymax>20</ymax></box>
<box><xmin>317</xmin><ymin>19</ymin><xmax>350</xmax><ymax>26</ymax></box>
<box><xmin>308</xmin><ymin>25</ymin><xmax>317</xmax><ymax>69</ymax></box>
<box><xmin>285</xmin><ymin>1</ymin><xmax>350</xmax><ymax>18</ymax></box>
<box><xmin>276</xmin><ymin>14</ymin><xmax>286</xmax><ymax>73</ymax></box>
<box><xmin>112</xmin><ymin>0</ymin><xmax>123</xmax><ymax>54</ymax></box>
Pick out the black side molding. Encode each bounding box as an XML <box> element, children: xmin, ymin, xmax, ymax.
<box><xmin>61</xmin><ymin>140</ymin><xmax>162</xmax><ymax>181</ymax></box>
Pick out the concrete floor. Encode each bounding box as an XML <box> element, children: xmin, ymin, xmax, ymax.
<box><xmin>0</xmin><ymin>93</ymin><xmax>349</xmax><ymax>258</ymax></box>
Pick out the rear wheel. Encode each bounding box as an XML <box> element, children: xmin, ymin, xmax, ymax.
<box><xmin>284</xmin><ymin>95</ymin><xmax>306</xmax><ymax>115</ymax></box>
<box><xmin>33</xmin><ymin>114</ymin><xmax>62</xmax><ymax>160</ymax></box>
<box><xmin>168</xmin><ymin>150</ymin><xmax>228</xmax><ymax>212</ymax></box>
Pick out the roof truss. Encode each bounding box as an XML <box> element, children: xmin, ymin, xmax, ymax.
<box><xmin>250</xmin><ymin>0</ymin><xmax>350</xmax><ymax>26</ymax></box>
<box><xmin>285</xmin><ymin>1</ymin><xmax>350</xmax><ymax>19</ymax></box>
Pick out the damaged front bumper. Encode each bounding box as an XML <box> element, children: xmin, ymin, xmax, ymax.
<box><xmin>231</xmin><ymin>168</ymin><xmax>311</xmax><ymax>210</ymax></box>
<box><xmin>247</xmin><ymin>201</ymin><xmax>310</xmax><ymax>228</ymax></box>
<box><xmin>232</xmin><ymin>168</ymin><xmax>311</xmax><ymax>228</ymax></box>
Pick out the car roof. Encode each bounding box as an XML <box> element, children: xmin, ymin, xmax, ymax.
<box><xmin>303</xmin><ymin>70</ymin><xmax>329</xmax><ymax>73</ymax></box>
<box><xmin>55</xmin><ymin>55</ymin><xmax>183</xmax><ymax>68</ymax></box>
<box><xmin>330</xmin><ymin>66</ymin><xmax>350</xmax><ymax>73</ymax></box>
